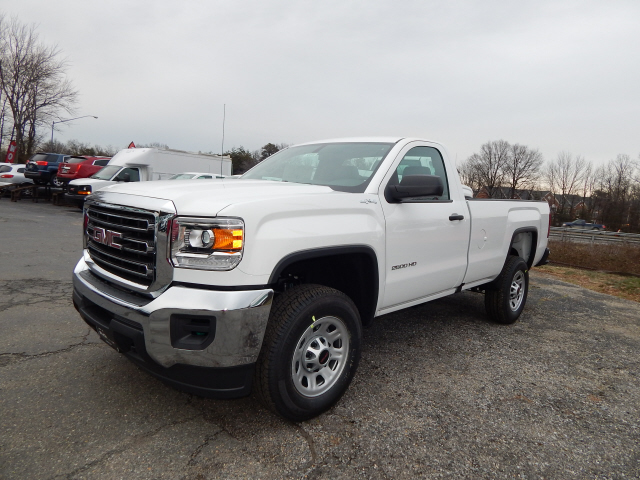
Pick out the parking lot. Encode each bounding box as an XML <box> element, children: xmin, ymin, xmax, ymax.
<box><xmin>1</xmin><ymin>199</ymin><xmax>639</xmax><ymax>479</ymax></box>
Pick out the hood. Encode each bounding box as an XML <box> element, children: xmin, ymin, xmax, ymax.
<box><xmin>96</xmin><ymin>179</ymin><xmax>336</xmax><ymax>215</ymax></box>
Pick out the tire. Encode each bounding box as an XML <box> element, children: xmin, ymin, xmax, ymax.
<box><xmin>51</xmin><ymin>175</ymin><xmax>64</xmax><ymax>188</ymax></box>
<box><xmin>20</xmin><ymin>183</ymin><xmax>33</xmax><ymax>197</ymax></box>
<box><xmin>254</xmin><ymin>284</ymin><xmax>362</xmax><ymax>421</ymax></box>
<box><xmin>485</xmin><ymin>255</ymin><xmax>529</xmax><ymax>325</ymax></box>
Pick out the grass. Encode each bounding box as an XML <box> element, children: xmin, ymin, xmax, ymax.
<box><xmin>548</xmin><ymin>240</ymin><xmax>640</xmax><ymax>275</ymax></box>
<box><xmin>534</xmin><ymin>264</ymin><xmax>640</xmax><ymax>303</ymax></box>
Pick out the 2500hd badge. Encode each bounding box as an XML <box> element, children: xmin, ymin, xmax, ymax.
<box><xmin>392</xmin><ymin>262</ymin><xmax>417</xmax><ymax>270</ymax></box>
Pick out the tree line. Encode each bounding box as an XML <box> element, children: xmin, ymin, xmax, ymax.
<box><xmin>225</xmin><ymin>143</ymin><xmax>289</xmax><ymax>174</ymax></box>
<box><xmin>37</xmin><ymin>139</ymin><xmax>288</xmax><ymax>170</ymax></box>
<box><xmin>459</xmin><ymin>140</ymin><xmax>640</xmax><ymax>232</ymax></box>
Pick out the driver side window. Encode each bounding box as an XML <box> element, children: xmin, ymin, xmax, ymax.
<box><xmin>115</xmin><ymin>167</ymin><xmax>140</xmax><ymax>182</ymax></box>
<box><xmin>389</xmin><ymin>146</ymin><xmax>450</xmax><ymax>200</ymax></box>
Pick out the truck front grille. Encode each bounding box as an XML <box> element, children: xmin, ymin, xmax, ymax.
<box><xmin>86</xmin><ymin>204</ymin><xmax>157</xmax><ymax>286</ymax></box>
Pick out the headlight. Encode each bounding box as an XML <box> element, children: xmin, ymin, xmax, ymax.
<box><xmin>169</xmin><ymin>217</ymin><xmax>244</xmax><ymax>270</ymax></box>
<box><xmin>78</xmin><ymin>185</ymin><xmax>92</xmax><ymax>194</ymax></box>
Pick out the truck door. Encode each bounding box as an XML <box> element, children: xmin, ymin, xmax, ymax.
<box><xmin>379</xmin><ymin>143</ymin><xmax>469</xmax><ymax>309</ymax></box>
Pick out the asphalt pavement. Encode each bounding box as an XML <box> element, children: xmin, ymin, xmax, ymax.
<box><xmin>1</xmin><ymin>199</ymin><xmax>639</xmax><ymax>479</ymax></box>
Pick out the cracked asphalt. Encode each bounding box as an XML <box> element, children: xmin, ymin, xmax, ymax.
<box><xmin>1</xmin><ymin>200</ymin><xmax>640</xmax><ymax>479</ymax></box>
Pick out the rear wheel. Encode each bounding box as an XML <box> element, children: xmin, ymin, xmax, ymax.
<box><xmin>485</xmin><ymin>255</ymin><xmax>529</xmax><ymax>324</ymax></box>
<box><xmin>254</xmin><ymin>284</ymin><xmax>362</xmax><ymax>421</ymax></box>
<box><xmin>51</xmin><ymin>175</ymin><xmax>64</xmax><ymax>188</ymax></box>
<box><xmin>20</xmin><ymin>183</ymin><xmax>33</xmax><ymax>197</ymax></box>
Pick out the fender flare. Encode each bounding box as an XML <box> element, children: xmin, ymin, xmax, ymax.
<box><xmin>268</xmin><ymin>245</ymin><xmax>380</xmax><ymax>324</ymax></box>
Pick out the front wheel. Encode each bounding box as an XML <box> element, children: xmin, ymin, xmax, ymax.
<box><xmin>485</xmin><ymin>255</ymin><xmax>529</xmax><ymax>324</ymax></box>
<box><xmin>254</xmin><ymin>284</ymin><xmax>362</xmax><ymax>421</ymax></box>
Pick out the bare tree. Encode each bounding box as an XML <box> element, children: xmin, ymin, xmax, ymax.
<box><xmin>544</xmin><ymin>152</ymin><xmax>588</xmax><ymax>220</ymax></box>
<box><xmin>62</xmin><ymin>139</ymin><xmax>117</xmax><ymax>156</ymax></box>
<box><xmin>0</xmin><ymin>92</ymin><xmax>9</xmax><ymax>151</ymax></box>
<box><xmin>463</xmin><ymin>140</ymin><xmax>510</xmax><ymax>197</ymax></box>
<box><xmin>457</xmin><ymin>159</ymin><xmax>482</xmax><ymax>193</ymax></box>
<box><xmin>578</xmin><ymin>162</ymin><xmax>596</xmax><ymax>220</ymax></box>
<box><xmin>595</xmin><ymin>154</ymin><xmax>637</xmax><ymax>230</ymax></box>
<box><xmin>0</xmin><ymin>15</ymin><xmax>77</xmax><ymax>162</ymax></box>
<box><xmin>504</xmin><ymin>144</ymin><xmax>544</xmax><ymax>199</ymax></box>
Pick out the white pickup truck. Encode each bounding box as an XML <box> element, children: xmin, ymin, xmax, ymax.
<box><xmin>72</xmin><ymin>137</ymin><xmax>550</xmax><ymax>421</ymax></box>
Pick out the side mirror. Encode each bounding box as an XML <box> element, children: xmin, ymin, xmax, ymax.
<box><xmin>461</xmin><ymin>185</ymin><xmax>473</xmax><ymax>199</ymax></box>
<box><xmin>385</xmin><ymin>174</ymin><xmax>444</xmax><ymax>203</ymax></box>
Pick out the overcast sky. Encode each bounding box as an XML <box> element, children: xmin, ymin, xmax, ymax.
<box><xmin>3</xmin><ymin>0</ymin><xmax>640</xmax><ymax>165</ymax></box>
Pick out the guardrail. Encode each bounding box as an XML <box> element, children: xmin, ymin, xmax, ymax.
<box><xmin>550</xmin><ymin>227</ymin><xmax>640</xmax><ymax>246</ymax></box>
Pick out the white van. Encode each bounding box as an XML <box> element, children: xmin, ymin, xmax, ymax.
<box><xmin>67</xmin><ymin>148</ymin><xmax>231</xmax><ymax>202</ymax></box>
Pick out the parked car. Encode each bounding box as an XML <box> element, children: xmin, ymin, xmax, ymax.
<box><xmin>562</xmin><ymin>219</ymin><xmax>606</xmax><ymax>230</ymax></box>
<box><xmin>24</xmin><ymin>152</ymin><xmax>70</xmax><ymax>187</ymax></box>
<box><xmin>0</xmin><ymin>164</ymin><xmax>33</xmax><ymax>188</ymax></box>
<box><xmin>168</xmin><ymin>172</ymin><xmax>226</xmax><ymax>180</ymax></box>
<box><xmin>57</xmin><ymin>156</ymin><xmax>111</xmax><ymax>186</ymax></box>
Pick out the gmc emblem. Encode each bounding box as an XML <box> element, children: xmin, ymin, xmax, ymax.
<box><xmin>93</xmin><ymin>227</ymin><xmax>123</xmax><ymax>250</ymax></box>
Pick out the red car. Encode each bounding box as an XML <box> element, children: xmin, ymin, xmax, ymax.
<box><xmin>57</xmin><ymin>156</ymin><xmax>111</xmax><ymax>185</ymax></box>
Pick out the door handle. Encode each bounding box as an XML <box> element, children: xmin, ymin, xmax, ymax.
<box><xmin>449</xmin><ymin>214</ymin><xmax>464</xmax><ymax>221</ymax></box>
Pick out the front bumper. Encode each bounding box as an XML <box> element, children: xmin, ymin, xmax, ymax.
<box><xmin>65</xmin><ymin>192</ymin><xmax>89</xmax><ymax>202</ymax></box>
<box><xmin>72</xmin><ymin>255</ymin><xmax>274</xmax><ymax>398</ymax></box>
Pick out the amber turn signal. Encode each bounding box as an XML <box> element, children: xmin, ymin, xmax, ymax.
<box><xmin>213</xmin><ymin>228</ymin><xmax>243</xmax><ymax>250</ymax></box>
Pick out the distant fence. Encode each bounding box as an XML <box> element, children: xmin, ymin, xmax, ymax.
<box><xmin>550</xmin><ymin>227</ymin><xmax>640</xmax><ymax>246</ymax></box>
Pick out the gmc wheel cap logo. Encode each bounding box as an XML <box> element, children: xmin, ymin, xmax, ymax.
<box><xmin>93</xmin><ymin>227</ymin><xmax>123</xmax><ymax>249</ymax></box>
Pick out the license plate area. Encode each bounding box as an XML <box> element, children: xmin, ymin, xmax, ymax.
<box><xmin>95</xmin><ymin>325</ymin><xmax>120</xmax><ymax>352</ymax></box>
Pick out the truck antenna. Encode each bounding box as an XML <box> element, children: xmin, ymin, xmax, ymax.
<box><xmin>220</xmin><ymin>104</ymin><xmax>226</xmax><ymax>176</ymax></box>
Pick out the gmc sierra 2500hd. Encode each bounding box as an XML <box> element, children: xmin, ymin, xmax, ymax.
<box><xmin>72</xmin><ymin>137</ymin><xmax>550</xmax><ymax>421</ymax></box>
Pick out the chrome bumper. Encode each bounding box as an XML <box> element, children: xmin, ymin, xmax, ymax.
<box><xmin>72</xmin><ymin>256</ymin><xmax>273</xmax><ymax>369</ymax></box>
<box><xmin>65</xmin><ymin>193</ymin><xmax>88</xmax><ymax>202</ymax></box>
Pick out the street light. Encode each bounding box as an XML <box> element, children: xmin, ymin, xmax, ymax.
<box><xmin>50</xmin><ymin>115</ymin><xmax>98</xmax><ymax>146</ymax></box>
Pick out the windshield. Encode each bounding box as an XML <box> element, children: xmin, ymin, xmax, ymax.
<box><xmin>91</xmin><ymin>165</ymin><xmax>121</xmax><ymax>180</ymax></box>
<box><xmin>242</xmin><ymin>142</ymin><xmax>394</xmax><ymax>193</ymax></box>
<box><xmin>169</xmin><ymin>174</ymin><xmax>196</xmax><ymax>180</ymax></box>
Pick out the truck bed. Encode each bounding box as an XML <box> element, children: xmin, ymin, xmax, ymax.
<box><xmin>463</xmin><ymin>199</ymin><xmax>550</xmax><ymax>287</ymax></box>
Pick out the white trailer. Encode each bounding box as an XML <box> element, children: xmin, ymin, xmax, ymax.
<box><xmin>67</xmin><ymin>148</ymin><xmax>232</xmax><ymax>201</ymax></box>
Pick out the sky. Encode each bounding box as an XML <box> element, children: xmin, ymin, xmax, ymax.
<box><xmin>3</xmin><ymin>0</ymin><xmax>640</xmax><ymax>166</ymax></box>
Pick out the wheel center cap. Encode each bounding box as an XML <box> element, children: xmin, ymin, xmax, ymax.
<box><xmin>319</xmin><ymin>349</ymin><xmax>330</xmax><ymax>365</ymax></box>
